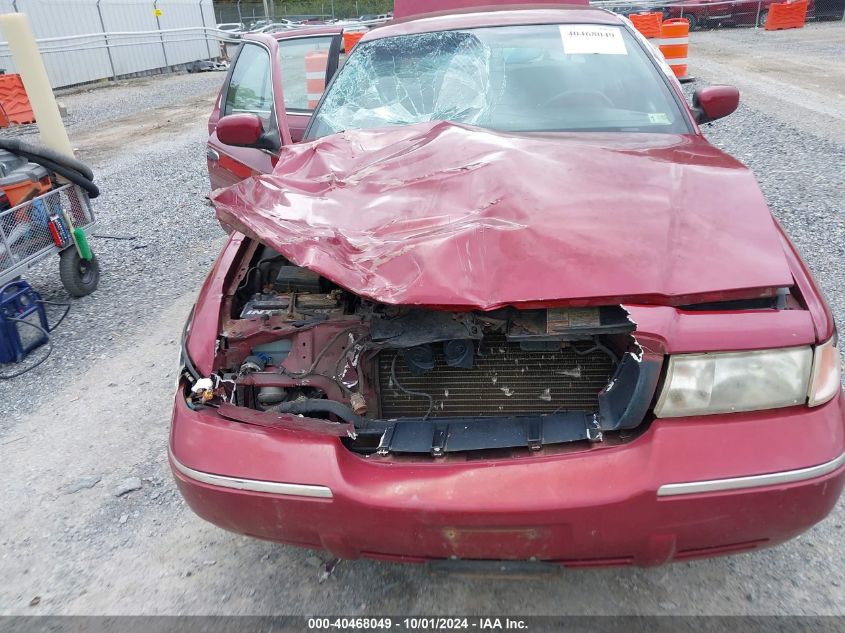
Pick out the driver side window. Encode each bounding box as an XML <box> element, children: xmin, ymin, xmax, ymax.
<box><xmin>224</xmin><ymin>44</ymin><xmax>274</xmax><ymax>124</ymax></box>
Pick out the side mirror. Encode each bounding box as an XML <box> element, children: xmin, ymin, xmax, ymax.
<box><xmin>692</xmin><ymin>85</ymin><xmax>740</xmax><ymax>124</ymax></box>
<box><xmin>216</xmin><ymin>113</ymin><xmax>279</xmax><ymax>151</ymax></box>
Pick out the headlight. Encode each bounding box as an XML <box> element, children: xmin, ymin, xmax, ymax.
<box><xmin>654</xmin><ymin>346</ymin><xmax>813</xmax><ymax>418</ymax></box>
<box><xmin>808</xmin><ymin>335</ymin><xmax>841</xmax><ymax>407</ymax></box>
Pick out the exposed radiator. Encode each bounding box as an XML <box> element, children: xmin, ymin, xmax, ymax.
<box><xmin>376</xmin><ymin>335</ymin><xmax>616</xmax><ymax>418</ymax></box>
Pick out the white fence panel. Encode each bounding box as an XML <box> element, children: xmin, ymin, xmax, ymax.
<box><xmin>158</xmin><ymin>0</ymin><xmax>212</xmax><ymax>65</ymax></box>
<box><xmin>98</xmin><ymin>0</ymin><xmax>168</xmax><ymax>75</ymax></box>
<box><xmin>2</xmin><ymin>0</ymin><xmax>115</xmax><ymax>86</ymax></box>
<box><xmin>0</xmin><ymin>0</ymin><xmax>221</xmax><ymax>88</ymax></box>
<box><xmin>201</xmin><ymin>0</ymin><xmax>215</xmax><ymax>31</ymax></box>
<box><xmin>201</xmin><ymin>0</ymin><xmax>221</xmax><ymax>59</ymax></box>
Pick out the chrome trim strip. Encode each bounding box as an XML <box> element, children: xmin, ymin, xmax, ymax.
<box><xmin>169</xmin><ymin>449</ymin><xmax>333</xmax><ymax>498</ymax></box>
<box><xmin>658</xmin><ymin>450</ymin><xmax>845</xmax><ymax>497</ymax></box>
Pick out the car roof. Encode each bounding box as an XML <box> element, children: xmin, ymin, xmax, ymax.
<box><xmin>269</xmin><ymin>25</ymin><xmax>344</xmax><ymax>39</ymax></box>
<box><xmin>362</xmin><ymin>5</ymin><xmax>622</xmax><ymax>42</ymax></box>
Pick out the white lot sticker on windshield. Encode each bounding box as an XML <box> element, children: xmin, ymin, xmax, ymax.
<box><xmin>649</xmin><ymin>112</ymin><xmax>671</xmax><ymax>124</ymax></box>
<box><xmin>560</xmin><ymin>25</ymin><xmax>627</xmax><ymax>55</ymax></box>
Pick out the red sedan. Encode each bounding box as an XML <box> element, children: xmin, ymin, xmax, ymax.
<box><xmin>172</xmin><ymin>5</ymin><xmax>844</xmax><ymax>567</ymax></box>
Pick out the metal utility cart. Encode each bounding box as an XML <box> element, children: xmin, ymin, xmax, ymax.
<box><xmin>0</xmin><ymin>183</ymin><xmax>99</xmax><ymax>297</ymax></box>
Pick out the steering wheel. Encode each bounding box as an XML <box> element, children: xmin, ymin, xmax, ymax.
<box><xmin>541</xmin><ymin>89</ymin><xmax>615</xmax><ymax>109</ymax></box>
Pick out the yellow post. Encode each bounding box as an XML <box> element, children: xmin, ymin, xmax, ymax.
<box><xmin>0</xmin><ymin>12</ymin><xmax>74</xmax><ymax>157</ymax></box>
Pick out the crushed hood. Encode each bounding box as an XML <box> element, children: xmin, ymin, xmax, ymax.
<box><xmin>212</xmin><ymin>121</ymin><xmax>793</xmax><ymax>310</ymax></box>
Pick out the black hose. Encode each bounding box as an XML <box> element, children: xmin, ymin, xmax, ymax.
<box><xmin>266</xmin><ymin>398</ymin><xmax>365</xmax><ymax>426</ymax></box>
<box><xmin>38</xmin><ymin>299</ymin><xmax>71</xmax><ymax>331</ymax></box>
<box><xmin>25</xmin><ymin>154</ymin><xmax>99</xmax><ymax>198</ymax></box>
<box><xmin>0</xmin><ymin>138</ymin><xmax>94</xmax><ymax>180</ymax></box>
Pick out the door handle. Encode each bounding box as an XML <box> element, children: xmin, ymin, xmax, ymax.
<box><xmin>207</xmin><ymin>148</ymin><xmax>220</xmax><ymax>161</ymax></box>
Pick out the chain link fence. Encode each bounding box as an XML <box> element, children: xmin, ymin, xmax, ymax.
<box><xmin>595</xmin><ymin>0</ymin><xmax>843</xmax><ymax>30</ymax></box>
<box><xmin>215</xmin><ymin>0</ymin><xmax>844</xmax><ymax>28</ymax></box>
<box><xmin>214</xmin><ymin>0</ymin><xmax>393</xmax><ymax>24</ymax></box>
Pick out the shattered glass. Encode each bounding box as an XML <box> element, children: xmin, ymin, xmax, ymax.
<box><xmin>312</xmin><ymin>31</ymin><xmax>500</xmax><ymax>135</ymax></box>
<box><xmin>309</xmin><ymin>24</ymin><xmax>691</xmax><ymax>137</ymax></box>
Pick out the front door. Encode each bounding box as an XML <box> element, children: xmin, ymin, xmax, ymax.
<box><xmin>207</xmin><ymin>30</ymin><xmax>343</xmax><ymax>190</ymax></box>
<box><xmin>275</xmin><ymin>31</ymin><xmax>342</xmax><ymax>142</ymax></box>
<box><xmin>207</xmin><ymin>41</ymin><xmax>279</xmax><ymax>189</ymax></box>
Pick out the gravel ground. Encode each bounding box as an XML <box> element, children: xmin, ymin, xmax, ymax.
<box><xmin>0</xmin><ymin>71</ymin><xmax>227</xmax><ymax>424</ymax></box>
<box><xmin>1</xmin><ymin>30</ymin><xmax>845</xmax><ymax>616</ymax></box>
<box><xmin>690</xmin><ymin>22</ymin><xmax>845</xmax><ymax>143</ymax></box>
<box><xmin>55</xmin><ymin>72</ymin><xmax>226</xmax><ymax>134</ymax></box>
<box><xmin>3</xmin><ymin>72</ymin><xmax>226</xmax><ymax>140</ymax></box>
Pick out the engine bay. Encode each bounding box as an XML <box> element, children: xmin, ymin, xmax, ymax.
<box><xmin>183</xmin><ymin>243</ymin><xmax>663</xmax><ymax>457</ymax></box>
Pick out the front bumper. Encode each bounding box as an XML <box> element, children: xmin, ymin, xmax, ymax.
<box><xmin>170</xmin><ymin>392</ymin><xmax>845</xmax><ymax>566</ymax></box>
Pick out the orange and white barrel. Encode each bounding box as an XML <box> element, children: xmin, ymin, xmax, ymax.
<box><xmin>629</xmin><ymin>11</ymin><xmax>663</xmax><ymax>39</ymax></box>
<box><xmin>305</xmin><ymin>50</ymin><xmax>329</xmax><ymax>109</ymax></box>
<box><xmin>659</xmin><ymin>18</ymin><xmax>689</xmax><ymax>80</ymax></box>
